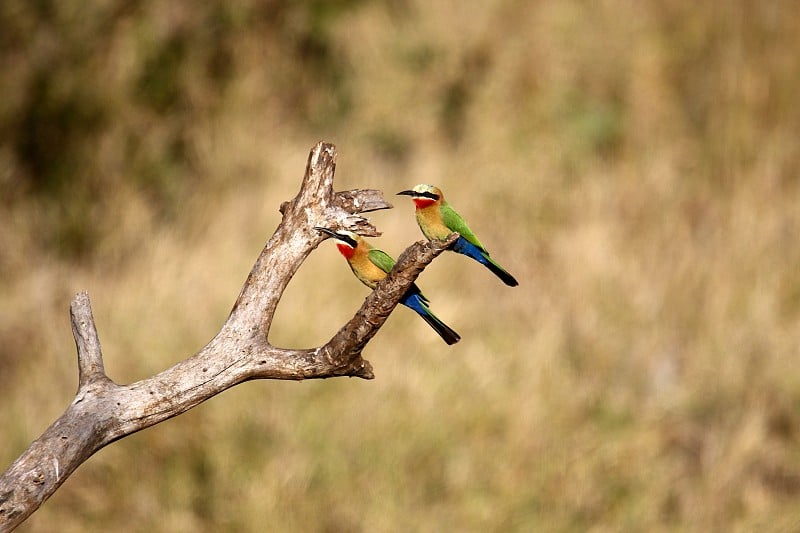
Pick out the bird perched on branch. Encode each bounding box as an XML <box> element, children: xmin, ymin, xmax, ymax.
<box><xmin>314</xmin><ymin>227</ymin><xmax>461</xmax><ymax>345</ymax></box>
<box><xmin>397</xmin><ymin>184</ymin><xmax>519</xmax><ymax>287</ymax></box>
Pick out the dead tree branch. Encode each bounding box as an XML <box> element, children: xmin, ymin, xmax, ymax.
<box><xmin>0</xmin><ymin>141</ymin><xmax>457</xmax><ymax>531</ymax></box>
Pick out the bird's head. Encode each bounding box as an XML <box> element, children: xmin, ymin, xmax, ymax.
<box><xmin>397</xmin><ymin>184</ymin><xmax>443</xmax><ymax>208</ymax></box>
<box><xmin>314</xmin><ymin>227</ymin><xmax>360</xmax><ymax>258</ymax></box>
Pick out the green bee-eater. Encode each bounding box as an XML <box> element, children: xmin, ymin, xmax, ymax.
<box><xmin>315</xmin><ymin>227</ymin><xmax>461</xmax><ymax>345</ymax></box>
<box><xmin>397</xmin><ymin>184</ymin><xmax>519</xmax><ymax>287</ymax></box>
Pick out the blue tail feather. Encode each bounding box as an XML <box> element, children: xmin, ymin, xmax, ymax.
<box><xmin>452</xmin><ymin>236</ymin><xmax>519</xmax><ymax>287</ymax></box>
<box><xmin>401</xmin><ymin>292</ymin><xmax>461</xmax><ymax>345</ymax></box>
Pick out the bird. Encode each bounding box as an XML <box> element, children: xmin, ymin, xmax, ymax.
<box><xmin>314</xmin><ymin>227</ymin><xmax>461</xmax><ymax>345</ymax></box>
<box><xmin>397</xmin><ymin>184</ymin><xmax>519</xmax><ymax>287</ymax></box>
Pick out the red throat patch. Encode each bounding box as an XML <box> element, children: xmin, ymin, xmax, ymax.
<box><xmin>336</xmin><ymin>243</ymin><xmax>355</xmax><ymax>259</ymax></box>
<box><xmin>412</xmin><ymin>198</ymin><xmax>437</xmax><ymax>209</ymax></box>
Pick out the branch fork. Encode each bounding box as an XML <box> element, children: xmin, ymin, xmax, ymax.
<box><xmin>0</xmin><ymin>141</ymin><xmax>455</xmax><ymax>531</ymax></box>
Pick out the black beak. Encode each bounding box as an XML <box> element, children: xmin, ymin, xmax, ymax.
<box><xmin>313</xmin><ymin>227</ymin><xmax>339</xmax><ymax>239</ymax></box>
<box><xmin>397</xmin><ymin>190</ymin><xmax>417</xmax><ymax>197</ymax></box>
<box><xmin>314</xmin><ymin>226</ymin><xmax>358</xmax><ymax>248</ymax></box>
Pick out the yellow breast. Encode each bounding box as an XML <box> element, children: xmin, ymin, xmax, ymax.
<box><xmin>347</xmin><ymin>247</ymin><xmax>387</xmax><ymax>289</ymax></box>
<box><xmin>416</xmin><ymin>205</ymin><xmax>451</xmax><ymax>240</ymax></box>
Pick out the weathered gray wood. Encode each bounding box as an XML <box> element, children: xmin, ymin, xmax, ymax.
<box><xmin>0</xmin><ymin>141</ymin><xmax>456</xmax><ymax>531</ymax></box>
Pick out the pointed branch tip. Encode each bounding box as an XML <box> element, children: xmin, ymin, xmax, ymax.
<box><xmin>70</xmin><ymin>291</ymin><xmax>109</xmax><ymax>389</ymax></box>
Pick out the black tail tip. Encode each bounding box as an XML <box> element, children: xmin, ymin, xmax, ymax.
<box><xmin>443</xmin><ymin>331</ymin><xmax>461</xmax><ymax>345</ymax></box>
<box><xmin>419</xmin><ymin>313</ymin><xmax>461</xmax><ymax>345</ymax></box>
<box><xmin>486</xmin><ymin>262</ymin><xmax>519</xmax><ymax>287</ymax></box>
<box><xmin>433</xmin><ymin>322</ymin><xmax>461</xmax><ymax>345</ymax></box>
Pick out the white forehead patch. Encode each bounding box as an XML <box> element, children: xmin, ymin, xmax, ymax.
<box><xmin>412</xmin><ymin>183</ymin><xmax>434</xmax><ymax>194</ymax></box>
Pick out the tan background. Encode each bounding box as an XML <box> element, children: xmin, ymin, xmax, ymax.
<box><xmin>1</xmin><ymin>1</ymin><xmax>799</xmax><ymax>531</ymax></box>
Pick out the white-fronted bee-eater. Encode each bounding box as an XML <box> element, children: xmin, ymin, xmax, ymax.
<box><xmin>397</xmin><ymin>184</ymin><xmax>519</xmax><ymax>287</ymax></box>
<box><xmin>314</xmin><ymin>227</ymin><xmax>461</xmax><ymax>345</ymax></box>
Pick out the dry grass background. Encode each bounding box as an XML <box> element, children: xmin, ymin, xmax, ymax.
<box><xmin>2</xmin><ymin>1</ymin><xmax>800</xmax><ymax>531</ymax></box>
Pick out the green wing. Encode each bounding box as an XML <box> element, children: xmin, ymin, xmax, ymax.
<box><xmin>368</xmin><ymin>248</ymin><xmax>397</xmax><ymax>274</ymax></box>
<box><xmin>440</xmin><ymin>203</ymin><xmax>487</xmax><ymax>252</ymax></box>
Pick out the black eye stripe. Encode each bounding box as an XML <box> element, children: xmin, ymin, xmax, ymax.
<box><xmin>418</xmin><ymin>191</ymin><xmax>439</xmax><ymax>200</ymax></box>
<box><xmin>334</xmin><ymin>233</ymin><xmax>358</xmax><ymax>247</ymax></box>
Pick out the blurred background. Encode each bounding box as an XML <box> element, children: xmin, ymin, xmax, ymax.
<box><xmin>2</xmin><ymin>0</ymin><xmax>800</xmax><ymax>531</ymax></box>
